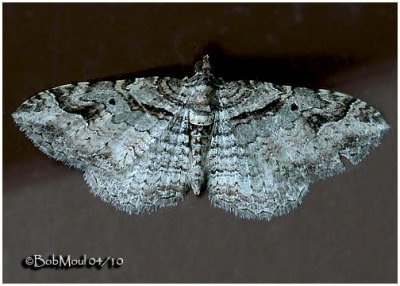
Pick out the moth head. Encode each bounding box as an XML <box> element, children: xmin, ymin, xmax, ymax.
<box><xmin>185</xmin><ymin>55</ymin><xmax>223</xmax><ymax>88</ymax></box>
<box><xmin>194</xmin><ymin>54</ymin><xmax>212</xmax><ymax>75</ymax></box>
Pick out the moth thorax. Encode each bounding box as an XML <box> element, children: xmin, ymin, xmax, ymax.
<box><xmin>194</xmin><ymin>83</ymin><xmax>214</xmax><ymax>93</ymax></box>
<box><xmin>189</xmin><ymin>85</ymin><xmax>216</xmax><ymax>126</ymax></box>
<box><xmin>189</xmin><ymin>110</ymin><xmax>214</xmax><ymax>126</ymax></box>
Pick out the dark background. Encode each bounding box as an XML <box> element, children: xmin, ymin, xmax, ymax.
<box><xmin>3</xmin><ymin>3</ymin><xmax>397</xmax><ymax>283</ymax></box>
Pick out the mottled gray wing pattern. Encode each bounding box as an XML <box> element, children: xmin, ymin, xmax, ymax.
<box><xmin>13</xmin><ymin>77</ymin><xmax>191</xmax><ymax>214</ymax></box>
<box><xmin>84</xmin><ymin>108</ymin><xmax>190</xmax><ymax>214</ymax></box>
<box><xmin>207</xmin><ymin>81</ymin><xmax>389</xmax><ymax>220</ymax></box>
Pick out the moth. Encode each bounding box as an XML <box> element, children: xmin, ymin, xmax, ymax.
<box><xmin>13</xmin><ymin>55</ymin><xmax>389</xmax><ymax>220</ymax></box>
